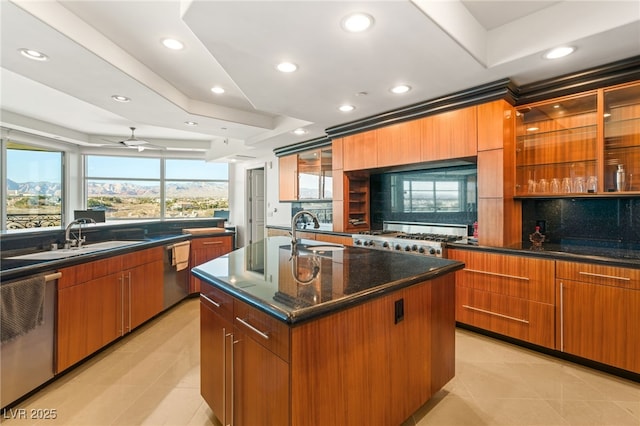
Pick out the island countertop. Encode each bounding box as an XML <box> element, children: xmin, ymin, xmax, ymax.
<box><xmin>191</xmin><ymin>236</ymin><xmax>464</xmax><ymax>324</ymax></box>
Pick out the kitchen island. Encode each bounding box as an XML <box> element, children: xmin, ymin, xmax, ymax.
<box><xmin>192</xmin><ymin>236</ymin><xmax>464</xmax><ymax>426</ymax></box>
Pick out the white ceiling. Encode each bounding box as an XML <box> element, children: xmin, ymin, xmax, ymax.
<box><xmin>1</xmin><ymin>0</ymin><xmax>639</xmax><ymax>161</ymax></box>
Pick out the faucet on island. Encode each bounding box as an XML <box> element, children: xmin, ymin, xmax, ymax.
<box><xmin>64</xmin><ymin>217</ymin><xmax>97</xmax><ymax>249</ymax></box>
<box><xmin>290</xmin><ymin>210</ymin><xmax>320</xmax><ymax>251</ymax></box>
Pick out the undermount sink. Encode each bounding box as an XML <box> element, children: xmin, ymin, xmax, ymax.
<box><xmin>6</xmin><ymin>240</ymin><xmax>144</xmax><ymax>260</ymax></box>
<box><xmin>296</xmin><ymin>243</ymin><xmax>345</xmax><ymax>254</ymax></box>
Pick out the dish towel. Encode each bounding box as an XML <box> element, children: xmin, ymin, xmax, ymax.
<box><xmin>171</xmin><ymin>241</ymin><xmax>191</xmax><ymax>271</ymax></box>
<box><xmin>1</xmin><ymin>274</ymin><xmax>46</xmax><ymax>343</ymax></box>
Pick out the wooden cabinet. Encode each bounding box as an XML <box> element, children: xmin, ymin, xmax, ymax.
<box><xmin>189</xmin><ymin>235</ymin><xmax>234</xmax><ymax>293</ymax></box>
<box><xmin>343</xmin><ymin>172</ymin><xmax>370</xmax><ymax>232</ymax></box>
<box><xmin>515</xmin><ymin>92</ymin><xmax>598</xmax><ymax>196</ymax></box>
<box><xmin>604</xmin><ymin>82</ymin><xmax>640</xmax><ymax>192</ymax></box>
<box><xmin>449</xmin><ymin>249</ymin><xmax>555</xmax><ymax>348</ymax></box>
<box><xmin>376</xmin><ymin>120</ymin><xmax>422</xmax><ymax>167</ymax></box>
<box><xmin>342</xmin><ymin>130</ymin><xmax>377</xmax><ymax>171</ymax></box>
<box><xmin>200</xmin><ymin>291</ymin><xmax>290</xmax><ymax>426</ymax></box>
<box><xmin>278</xmin><ymin>154</ymin><xmax>298</xmax><ymax>201</ymax></box>
<box><xmin>57</xmin><ymin>247</ymin><xmax>163</xmax><ymax>372</ymax></box>
<box><xmin>556</xmin><ymin>260</ymin><xmax>640</xmax><ymax>373</ymax></box>
<box><xmin>200</xmin><ymin>273</ymin><xmax>455</xmax><ymax>425</ymax></box>
<box><xmin>421</xmin><ymin>106</ymin><xmax>478</xmax><ymax>161</ymax></box>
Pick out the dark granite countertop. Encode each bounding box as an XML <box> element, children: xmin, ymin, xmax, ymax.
<box><xmin>448</xmin><ymin>241</ymin><xmax>640</xmax><ymax>268</ymax></box>
<box><xmin>1</xmin><ymin>234</ymin><xmax>190</xmax><ymax>282</ymax></box>
<box><xmin>192</xmin><ymin>236</ymin><xmax>464</xmax><ymax>325</ymax></box>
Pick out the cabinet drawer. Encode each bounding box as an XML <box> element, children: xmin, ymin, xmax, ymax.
<box><xmin>449</xmin><ymin>250</ymin><xmax>555</xmax><ymax>304</ymax></box>
<box><xmin>58</xmin><ymin>256</ymin><xmax>122</xmax><ymax>289</ymax></box>
<box><xmin>122</xmin><ymin>246</ymin><xmax>163</xmax><ymax>269</ymax></box>
<box><xmin>556</xmin><ymin>260</ymin><xmax>640</xmax><ymax>290</ymax></box>
<box><xmin>191</xmin><ymin>236</ymin><xmax>232</xmax><ymax>250</ymax></box>
<box><xmin>200</xmin><ymin>284</ymin><xmax>234</xmax><ymax>323</ymax></box>
<box><xmin>234</xmin><ymin>300</ymin><xmax>290</xmax><ymax>362</ymax></box>
<box><xmin>456</xmin><ymin>286</ymin><xmax>555</xmax><ymax>348</ymax></box>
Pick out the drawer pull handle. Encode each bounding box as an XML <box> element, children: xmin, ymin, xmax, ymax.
<box><xmin>578</xmin><ymin>271</ymin><xmax>630</xmax><ymax>281</ymax></box>
<box><xmin>463</xmin><ymin>268</ymin><xmax>529</xmax><ymax>281</ymax></box>
<box><xmin>236</xmin><ymin>317</ymin><xmax>270</xmax><ymax>340</ymax></box>
<box><xmin>203</xmin><ymin>241</ymin><xmax>223</xmax><ymax>245</ymax></box>
<box><xmin>201</xmin><ymin>294</ymin><xmax>221</xmax><ymax>308</ymax></box>
<box><xmin>462</xmin><ymin>305</ymin><xmax>529</xmax><ymax>324</ymax></box>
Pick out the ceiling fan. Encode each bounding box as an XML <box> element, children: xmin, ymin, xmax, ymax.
<box><xmin>116</xmin><ymin>127</ymin><xmax>163</xmax><ymax>152</ymax></box>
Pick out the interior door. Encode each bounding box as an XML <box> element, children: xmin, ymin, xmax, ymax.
<box><xmin>248</xmin><ymin>168</ymin><xmax>265</xmax><ymax>244</ymax></box>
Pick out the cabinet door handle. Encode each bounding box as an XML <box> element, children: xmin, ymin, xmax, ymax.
<box><xmin>578</xmin><ymin>271</ymin><xmax>631</xmax><ymax>281</ymax></box>
<box><xmin>235</xmin><ymin>317</ymin><xmax>270</xmax><ymax>340</ymax></box>
<box><xmin>127</xmin><ymin>272</ymin><xmax>132</xmax><ymax>332</ymax></box>
<box><xmin>203</xmin><ymin>241</ymin><xmax>223</xmax><ymax>245</ymax></box>
<box><xmin>560</xmin><ymin>282</ymin><xmax>564</xmax><ymax>352</ymax></box>
<box><xmin>201</xmin><ymin>294</ymin><xmax>221</xmax><ymax>308</ymax></box>
<box><xmin>462</xmin><ymin>305</ymin><xmax>529</xmax><ymax>324</ymax></box>
<box><xmin>119</xmin><ymin>275</ymin><xmax>124</xmax><ymax>336</ymax></box>
<box><xmin>463</xmin><ymin>268</ymin><xmax>529</xmax><ymax>281</ymax></box>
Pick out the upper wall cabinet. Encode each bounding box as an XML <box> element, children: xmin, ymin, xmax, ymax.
<box><xmin>279</xmin><ymin>148</ymin><xmax>332</xmax><ymax>201</ymax></box>
<box><xmin>515</xmin><ymin>81</ymin><xmax>640</xmax><ymax>197</ymax></box>
<box><xmin>279</xmin><ymin>155</ymin><xmax>298</xmax><ymax>201</ymax></box>
<box><xmin>342</xmin><ymin>131</ymin><xmax>377</xmax><ymax>171</ymax></box>
<box><xmin>604</xmin><ymin>82</ymin><xmax>640</xmax><ymax>192</ymax></box>
<box><xmin>376</xmin><ymin>120</ymin><xmax>422</xmax><ymax>168</ymax></box>
<box><xmin>421</xmin><ymin>106</ymin><xmax>478</xmax><ymax>162</ymax></box>
<box><xmin>515</xmin><ymin>93</ymin><xmax>599</xmax><ymax>196</ymax></box>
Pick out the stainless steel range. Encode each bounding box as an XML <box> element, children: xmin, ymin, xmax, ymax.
<box><xmin>352</xmin><ymin>221</ymin><xmax>468</xmax><ymax>257</ymax></box>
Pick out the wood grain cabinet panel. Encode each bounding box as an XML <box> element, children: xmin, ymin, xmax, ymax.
<box><xmin>449</xmin><ymin>249</ymin><xmax>555</xmax><ymax>348</ymax></box>
<box><xmin>278</xmin><ymin>154</ymin><xmax>298</xmax><ymax>201</ymax></box>
<box><xmin>421</xmin><ymin>106</ymin><xmax>478</xmax><ymax>161</ymax></box>
<box><xmin>57</xmin><ymin>247</ymin><xmax>164</xmax><ymax>373</ymax></box>
<box><xmin>376</xmin><ymin>120</ymin><xmax>422</xmax><ymax>167</ymax></box>
<box><xmin>342</xmin><ymin>130</ymin><xmax>377</xmax><ymax>171</ymax></box>
<box><xmin>189</xmin><ymin>235</ymin><xmax>234</xmax><ymax>293</ymax></box>
<box><xmin>556</xmin><ymin>260</ymin><xmax>640</xmax><ymax>373</ymax></box>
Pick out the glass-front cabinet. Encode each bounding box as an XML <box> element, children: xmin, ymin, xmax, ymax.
<box><xmin>515</xmin><ymin>93</ymin><xmax>598</xmax><ymax>196</ymax></box>
<box><xmin>297</xmin><ymin>148</ymin><xmax>332</xmax><ymax>199</ymax></box>
<box><xmin>604</xmin><ymin>83</ymin><xmax>640</xmax><ymax>192</ymax></box>
<box><xmin>515</xmin><ymin>81</ymin><xmax>640</xmax><ymax>197</ymax></box>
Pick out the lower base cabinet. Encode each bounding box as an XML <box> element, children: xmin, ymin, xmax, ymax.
<box><xmin>556</xmin><ymin>260</ymin><xmax>640</xmax><ymax>374</ymax></box>
<box><xmin>200</xmin><ymin>274</ymin><xmax>455</xmax><ymax>426</ymax></box>
<box><xmin>57</xmin><ymin>247</ymin><xmax>163</xmax><ymax>372</ymax></box>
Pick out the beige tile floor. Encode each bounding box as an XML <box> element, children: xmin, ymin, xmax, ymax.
<box><xmin>2</xmin><ymin>297</ymin><xmax>639</xmax><ymax>426</ymax></box>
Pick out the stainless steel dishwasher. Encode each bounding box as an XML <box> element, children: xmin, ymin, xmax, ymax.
<box><xmin>163</xmin><ymin>242</ymin><xmax>189</xmax><ymax>309</ymax></box>
<box><xmin>1</xmin><ymin>272</ymin><xmax>58</xmax><ymax>408</ymax></box>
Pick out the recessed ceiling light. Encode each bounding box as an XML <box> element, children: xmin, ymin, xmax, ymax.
<box><xmin>292</xmin><ymin>128</ymin><xmax>308</xmax><ymax>136</ymax></box>
<box><xmin>339</xmin><ymin>105</ymin><xmax>355</xmax><ymax>112</ymax></box>
<box><xmin>390</xmin><ymin>85</ymin><xmax>411</xmax><ymax>94</ymax></box>
<box><xmin>162</xmin><ymin>38</ymin><xmax>184</xmax><ymax>50</ymax></box>
<box><xmin>211</xmin><ymin>86</ymin><xmax>225</xmax><ymax>94</ymax></box>
<box><xmin>341</xmin><ymin>13</ymin><xmax>374</xmax><ymax>32</ymax></box>
<box><xmin>276</xmin><ymin>62</ymin><xmax>298</xmax><ymax>73</ymax></box>
<box><xmin>543</xmin><ymin>46</ymin><xmax>575</xmax><ymax>60</ymax></box>
<box><xmin>184</xmin><ymin>121</ymin><xmax>198</xmax><ymax>126</ymax></box>
<box><xmin>111</xmin><ymin>95</ymin><xmax>131</xmax><ymax>103</ymax></box>
<box><xmin>18</xmin><ymin>48</ymin><xmax>48</xmax><ymax>61</ymax></box>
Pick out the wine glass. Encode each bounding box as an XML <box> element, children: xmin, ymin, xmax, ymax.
<box><xmin>562</xmin><ymin>177</ymin><xmax>572</xmax><ymax>193</ymax></box>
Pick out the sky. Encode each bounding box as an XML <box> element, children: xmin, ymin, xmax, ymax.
<box><xmin>6</xmin><ymin>151</ymin><xmax>228</xmax><ymax>183</ymax></box>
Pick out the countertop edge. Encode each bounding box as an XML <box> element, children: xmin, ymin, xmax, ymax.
<box><xmin>192</xmin><ymin>261</ymin><xmax>464</xmax><ymax>325</ymax></box>
<box><xmin>448</xmin><ymin>243</ymin><xmax>640</xmax><ymax>268</ymax></box>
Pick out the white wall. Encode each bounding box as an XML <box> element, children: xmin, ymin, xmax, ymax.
<box><xmin>229</xmin><ymin>153</ymin><xmax>292</xmax><ymax>248</ymax></box>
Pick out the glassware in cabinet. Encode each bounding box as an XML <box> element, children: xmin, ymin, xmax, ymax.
<box><xmin>515</xmin><ymin>93</ymin><xmax>598</xmax><ymax>196</ymax></box>
<box><xmin>604</xmin><ymin>82</ymin><xmax>640</xmax><ymax>192</ymax></box>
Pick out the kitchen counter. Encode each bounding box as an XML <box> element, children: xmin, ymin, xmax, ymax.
<box><xmin>449</xmin><ymin>240</ymin><xmax>640</xmax><ymax>268</ymax></box>
<box><xmin>192</xmin><ymin>236</ymin><xmax>464</xmax><ymax>324</ymax></box>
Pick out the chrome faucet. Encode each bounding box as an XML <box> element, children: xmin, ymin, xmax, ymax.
<box><xmin>65</xmin><ymin>217</ymin><xmax>96</xmax><ymax>249</ymax></box>
<box><xmin>290</xmin><ymin>210</ymin><xmax>320</xmax><ymax>251</ymax></box>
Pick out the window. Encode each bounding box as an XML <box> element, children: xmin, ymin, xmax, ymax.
<box><xmin>4</xmin><ymin>142</ymin><xmax>63</xmax><ymax>230</ymax></box>
<box><xmin>85</xmin><ymin>155</ymin><xmax>228</xmax><ymax>220</ymax></box>
<box><xmin>86</xmin><ymin>156</ymin><xmax>161</xmax><ymax>220</ymax></box>
<box><xmin>165</xmin><ymin>159</ymin><xmax>229</xmax><ymax>218</ymax></box>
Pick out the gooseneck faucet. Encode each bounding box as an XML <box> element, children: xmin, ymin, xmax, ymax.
<box><xmin>65</xmin><ymin>217</ymin><xmax>97</xmax><ymax>249</ymax></box>
<box><xmin>290</xmin><ymin>210</ymin><xmax>320</xmax><ymax>251</ymax></box>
